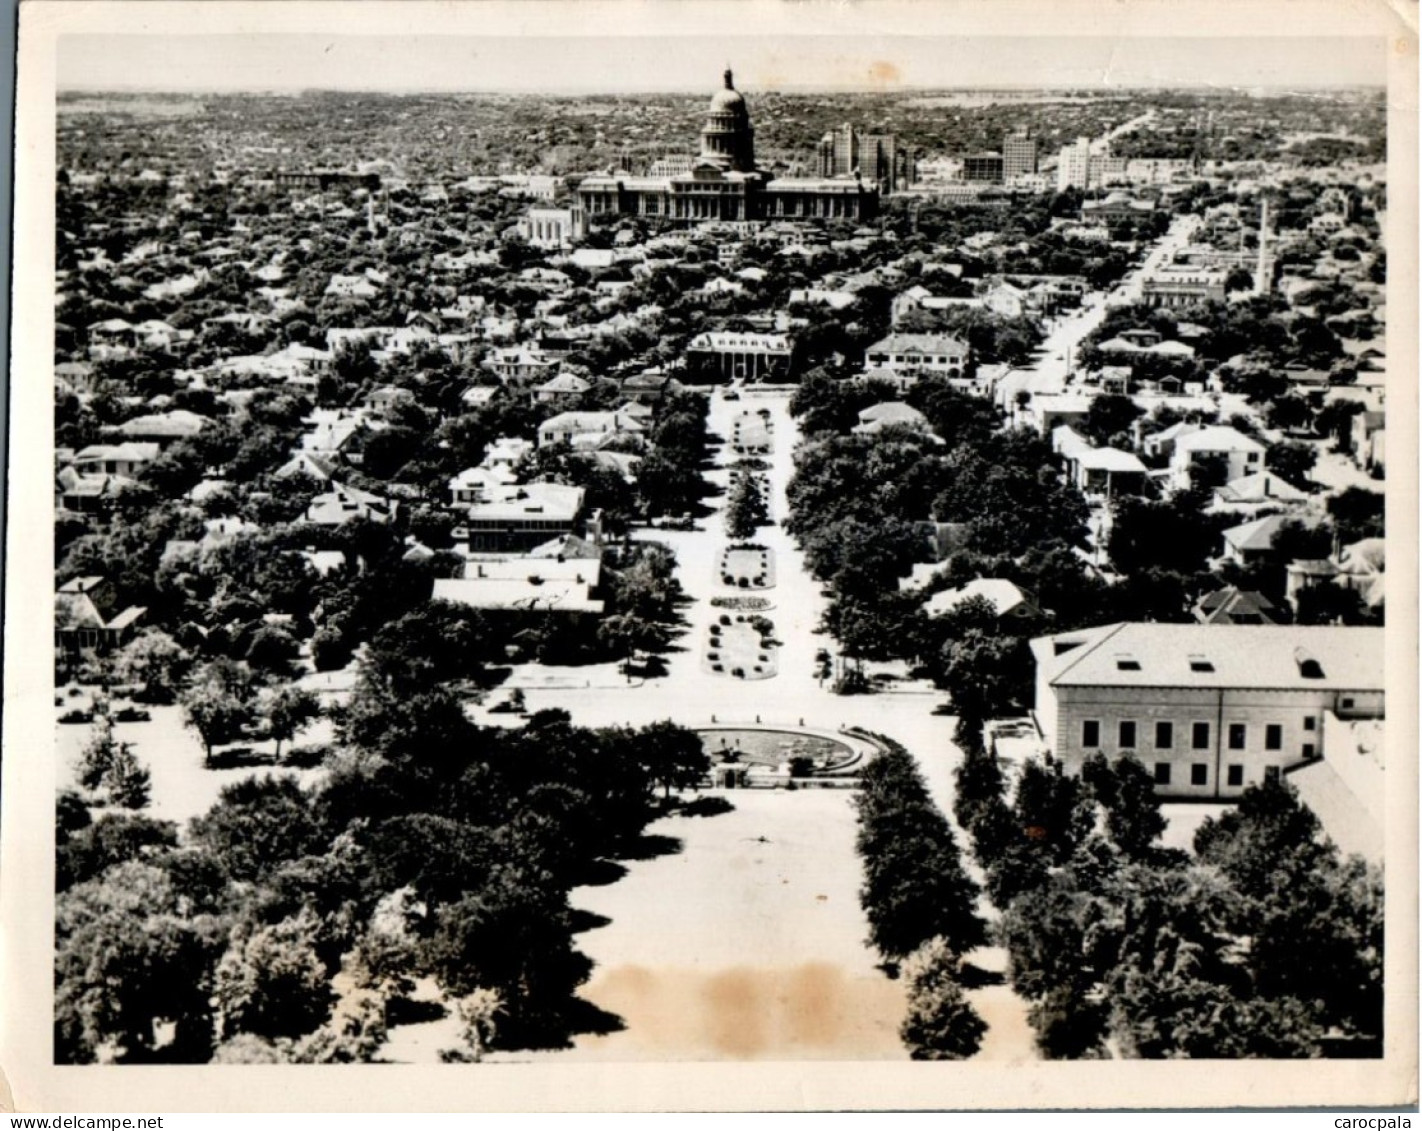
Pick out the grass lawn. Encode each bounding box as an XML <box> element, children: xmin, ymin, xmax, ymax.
<box><xmin>56</xmin><ymin>702</ymin><xmax>328</xmax><ymax>827</ymax></box>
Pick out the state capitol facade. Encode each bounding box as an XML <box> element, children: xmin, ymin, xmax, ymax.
<box><xmin>574</xmin><ymin>70</ymin><xmax>879</xmax><ymax>224</ymax></box>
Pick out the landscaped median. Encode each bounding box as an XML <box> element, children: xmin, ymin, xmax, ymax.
<box><xmin>718</xmin><ymin>542</ymin><xmax>775</xmax><ymax>590</ymax></box>
<box><xmin>704</xmin><ymin>611</ymin><xmax>780</xmax><ymax>680</ymax></box>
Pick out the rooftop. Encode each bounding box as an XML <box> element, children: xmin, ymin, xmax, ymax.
<box><xmin>1031</xmin><ymin>622</ymin><xmax>1383</xmax><ymax>692</ymax></box>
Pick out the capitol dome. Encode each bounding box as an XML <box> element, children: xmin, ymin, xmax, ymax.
<box><xmin>708</xmin><ymin>69</ymin><xmax>746</xmax><ymax>111</ymax></box>
<box><xmin>699</xmin><ymin>68</ymin><xmax>757</xmax><ymax>174</ymax></box>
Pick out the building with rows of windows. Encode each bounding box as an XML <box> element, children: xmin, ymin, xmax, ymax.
<box><xmin>1029</xmin><ymin>622</ymin><xmax>1384</xmax><ymax>799</ymax></box>
<box><xmin>574</xmin><ymin>69</ymin><xmax>879</xmax><ymax>224</ymax></box>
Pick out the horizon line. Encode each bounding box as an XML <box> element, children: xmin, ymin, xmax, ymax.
<box><xmin>58</xmin><ymin>82</ymin><xmax>1388</xmax><ymax>95</ymax></box>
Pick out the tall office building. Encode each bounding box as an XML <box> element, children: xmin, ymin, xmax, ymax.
<box><xmin>818</xmin><ymin>124</ymin><xmax>908</xmax><ymax>193</ymax></box>
<box><xmin>1057</xmin><ymin>137</ymin><xmax>1092</xmax><ymax>191</ymax></box>
<box><xmin>1003</xmin><ymin>131</ymin><xmax>1038</xmax><ymax>179</ymax></box>
<box><xmin>962</xmin><ymin>153</ymin><xmax>1005</xmax><ymax>183</ymax></box>
<box><xmin>1254</xmin><ymin>197</ymin><xmax>1275</xmax><ymax>296</ymax></box>
<box><xmin>818</xmin><ymin>123</ymin><xmax>859</xmax><ymax>178</ymax></box>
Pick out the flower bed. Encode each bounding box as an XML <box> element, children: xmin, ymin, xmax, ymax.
<box><xmin>704</xmin><ymin>612</ymin><xmax>779</xmax><ymax>680</ymax></box>
<box><xmin>710</xmin><ymin>595</ymin><xmax>772</xmax><ymax>611</ymax></box>
<box><xmin>718</xmin><ymin>543</ymin><xmax>775</xmax><ymax>590</ymax></box>
<box><xmin>730</xmin><ymin>411</ymin><xmax>773</xmax><ymax>455</ymax></box>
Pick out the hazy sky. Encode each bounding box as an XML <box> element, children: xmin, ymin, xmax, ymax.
<box><xmin>58</xmin><ymin>34</ymin><xmax>1387</xmax><ymax>94</ymax></box>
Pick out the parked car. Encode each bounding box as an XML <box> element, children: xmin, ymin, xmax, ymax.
<box><xmin>113</xmin><ymin>706</ymin><xmax>151</xmax><ymax>723</ymax></box>
<box><xmin>58</xmin><ymin>708</ymin><xmax>93</xmax><ymax>725</ymax></box>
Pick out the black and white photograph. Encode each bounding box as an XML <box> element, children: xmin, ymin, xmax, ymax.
<box><xmin>2</xmin><ymin>0</ymin><xmax>1416</xmax><ymax>1114</ymax></box>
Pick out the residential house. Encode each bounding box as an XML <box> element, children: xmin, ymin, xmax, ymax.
<box><xmin>111</xmin><ymin>409</ymin><xmax>209</xmax><ymax>447</ymax></box>
<box><xmin>538</xmin><ymin>410</ymin><xmax>646</xmax><ymax>450</ymax></box>
<box><xmin>1031</xmin><ymin>393</ymin><xmax>1094</xmax><ymax>436</ymax></box>
<box><xmin>535</xmin><ymin>373</ymin><xmax>592</xmax><ymax>403</ymax></box>
<box><xmin>862</xmin><ymin>333</ymin><xmax>970</xmax><ymax>385</ymax></box>
<box><xmin>1170</xmin><ymin>426</ymin><xmax>1267</xmax><ymax>491</ymax></box>
<box><xmin>55</xmin><ymin>576</ymin><xmax>146</xmax><ymax>654</ymax></box>
<box><xmin>487</xmin><ymin>346</ymin><xmax>560</xmax><ymax>384</ymax></box>
<box><xmin>1030</xmin><ymin>621</ymin><xmax>1384</xmax><ymax>798</ymax></box>
<box><xmin>620</xmin><ymin>369</ymin><xmax>679</xmax><ymax>406</ymax></box>
<box><xmin>73</xmin><ymin>442</ymin><xmax>160</xmax><ymax>477</ymax></box>
<box><xmin>852</xmin><ymin>401</ymin><xmax>934</xmax><ymax>437</ymax></box>
<box><xmin>1220</xmin><ymin>514</ymin><xmax>1292</xmax><ymax>566</ymax></box>
<box><xmin>305</xmin><ymin>482</ymin><xmax>395</xmax><ymax>526</ymax></box>
<box><xmin>364</xmin><ymin>385</ymin><xmax>416</xmax><ymax>415</ymax></box>
<box><xmin>1212</xmin><ymin>471</ymin><xmax>1309</xmax><ymax>512</ymax></box>
<box><xmin>925</xmin><ymin>579</ymin><xmax>1041</xmax><ymax>623</ymax></box>
<box><xmin>1192</xmin><ymin>586</ymin><xmax>1280</xmax><ymax>625</ymax></box>
<box><xmin>1064</xmin><ymin>446</ymin><xmax>1149</xmax><ymax>498</ymax></box>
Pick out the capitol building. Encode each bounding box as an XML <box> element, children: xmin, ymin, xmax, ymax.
<box><xmin>574</xmin><ymin>69</ymin><xmax>880</xmax><ymax>224</ymax></box>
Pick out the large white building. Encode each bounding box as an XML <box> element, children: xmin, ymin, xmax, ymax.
<box><xmin>1030</xmin><ymin>622</ymin><xmax>1384</xmax><ymax>799</ymax></box>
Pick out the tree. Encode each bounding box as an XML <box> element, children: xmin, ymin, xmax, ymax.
<box><xmin>856</xmin><ymin>743</ymin><xmax>987</xmax><ymax>960</ymax></box>
<box><xmin>1195</xmin><ymin>779</ymin><xmax>1384</xmax><ymax>1041</ymax></box>
<box><xmin>180</xmin><ymin>660</ymin><xmax>256</xmax><ymax>765</ymax></box>
<box><xmin>1327</xmin><ymin>486</ymin><xmax>1385</xmax><ymax>543</ymax></box>
<box><xmin>113</xmin><ymin>629</ymin><xmax>192</xmax><ymax>704</ymax></box>
<box><xmin>1267</xmin><ymin>441</ymin><xmax>1318</xmax><ymax>490</ymax></box>
<box><xmin>76</xmin><ymin>714</ymin><xmax>120</xmax><ymax>793</ymax></box>
<box><xmin>626</xmin><ymin>720</ymin><xmax>709</xmax><ymax>799</ymax></box>
<box><xmin>57</xmin><ymin>813</ymin><xmax>178</xmax><ymax>892</ymax></box>
<box><xmin>189</xmin><ymin>775</ymin><xmax>327</xmax><ymax>884</ymax></box>
<box><xmin>899</xmin><ymin>938</ymin><xmax>987</xmax><ymax>1060</ymax></box>
<box><xmin>103</xmin><ymin>742</ymin><xmax>152</xmax><ymax>810</ymax></box>
<box><xmin>598</xmin><ymin>612</ymin><xmax>671</xmax><ymax>681</ymax></box>
<box><xmin>724</xmin><ymin>471</ymin><xmax>769</xmax><ymax>541</ymax></box>
<box><xmin>213</xmin><ymin>912</ymin><xmax>334</xmax><ymax>1042</ymax></box>
<box><xmin>1081</xmin><ymin>754</ymin><xmax>1165</xmax><ymax>860</ymax></box>
<box><xmin>444</xmin><ymin>988</ymin><xmax>505</xmax><ymax>1063</ymax></box>
<box><xmin>1080</xmin><ymin>394</ymin><xmax>1145</xmax><ymax>449</ymax></box>
<box><xmin>56</xmin><ymin>861</ymin><xmax>223</xmax><ymax>1063</ymax></box>
<box><xmin>422</xmin><ymin>866</ymin><xmax>594</xmax><ymax>1047</ymax></box>
<box><xmin>1267</xmin><ymin>396</ymin><xmax>1313</xmax><ymax>434</ymax></box>
<box><xmin>256</xmin><ymin>685</ymin><xmax>322</xmax><ymax>760</ymax></box>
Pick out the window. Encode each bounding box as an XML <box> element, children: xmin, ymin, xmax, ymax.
<box><xmin>1304</xmin><ymin>716</ymin><xmax>1317</xmax><ymax>731</ymax></box>
<box><xmin>1227</xmin><ymin>764</ymin><xmax>1244</xmax><ymax>787</ymax></box>
<box><xmin>1082</xmin><ymin>720</ymin><xmax>1100</xmax><ymax>747</ymax></box>
<box><xmin>1342</xmin><ymin>697</ymin><xmax>1355</xmax><ymax>709</ymax></box>
<box><xmin>1155</xmin><ymin>721</ymin><xmax>1173</xmax><ymax>749</ymax></box>
<box><xmin>1264</xmin><ymin>766</ymin><xmax>1281</xmax><ymax>783</ymax></box>
<box><xmin>1116</xmin><ymin>658</ymin><xmax>1141</xmax><ymax>671</ymax></box>
<box><xmin>1303</xmin><ymin>743</ymin><xmax>1316</xmax><ymax>759</ymax></box>
<box><xmin>1265</xmin><ymin>725</ymin><xmax>1283</xmax><ymax>751</ymax></box>
<box><xmin>1192</xmin><ymin>722</ymin><xmax>1211</xmax><ymax>750</ymax></box>
<box><xmin>1228</xmin><ymin>723</ymin><xmax>1247</xmax><ymax>750</ymax></box>
<box><xmin>1154</xmin><ymin>762</ymin><xmax>1171</xmax><ymax>785</ymax></box>
<box><xmin>1119</xmin><ymin>721</ymin><xmax>1137</xmax><ymax>749</ymax></box>
<box><xmin>1189</xmin><ymin>658</ymin><xmax>1215</xmax><ymax>673</ymax></box>
<box><xmin>1191</xmin><ymin>764</ymin><xmax>1209</xmax><ymax>786</ymax></box>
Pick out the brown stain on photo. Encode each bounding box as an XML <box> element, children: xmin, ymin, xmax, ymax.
<box><xmin>579</xmin><ymin>962</ymin><xmax>908</xmax><ymax>1060</ymax></box>
<box><xmin>867</xmin><ymin>60</ymin><xmax>902</xmax><ymax>87</ymax></box>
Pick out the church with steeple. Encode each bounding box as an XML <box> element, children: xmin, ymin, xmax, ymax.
<box><xmin>574</xmin><ymin>68</ymin><xmax>879</xmax><ymax>224</ymax></box>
